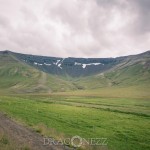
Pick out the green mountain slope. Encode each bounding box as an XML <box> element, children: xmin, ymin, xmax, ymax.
<box><xmin>65</xmin><ymin>54</ymin><xmax>150</xmax><ymax>98</ymax></box>
<box><xmin>0</xmin><ymin>50</ymin><xmax>150</xmax><ymax>96</ymax></box>
<box><xmin>73</xmin><ymin>53</ymin><xmax>150</xmax><ymax>89</ymax></box>
<box><xmin>0</xmin><ymin>52</ymin><xmax>76</xmax><ymax>94</ymax></box>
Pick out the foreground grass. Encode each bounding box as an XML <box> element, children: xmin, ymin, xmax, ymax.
<box><xmin>0</xmin><ymin>95</ymin><xmax>150</xmax><ymax>150</ymax></box>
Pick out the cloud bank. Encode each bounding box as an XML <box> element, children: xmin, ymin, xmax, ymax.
<box><xmin>0</xmin><ymin>0</ymin><xmax>149</xmax><ymax>57</ymax></box>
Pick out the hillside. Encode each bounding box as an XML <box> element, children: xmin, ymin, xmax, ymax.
<box><xmin>74</xmin><ymin>51</ymin><xmax>150</xmax><ymax>89</ymax></box>
<box><xmin>0</xmin><ymin>50</ymin><xmax>150</xmax><ymax>95</ymax></box>
<box><xmin>0</xmin><ymin>52</ymin><xmax>76</xmax><ymax>94</ymax></box>
<box><xmin>2</xmin><ymin>50</ymin><xmax>127</xmax><ymax>77</ymax></box>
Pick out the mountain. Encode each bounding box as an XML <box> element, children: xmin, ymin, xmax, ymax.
<box><xmin>0</xmin><ymin>50</ymin><xmax>150</xmax><ymax>94</ymax></box>
<box><xmin>74</xmin><ymin>50</ymin><xmax>150</xmax><ymax>88</ymax></box>
<box><xmin>1</xmin><ymin>50</ymin><xmax>150</xmax><ymax>77</ymax></box>
<box><xmin>0</xmin><ymin>51</ymin><xmax>76</xmax><ymax>94</ymax></box>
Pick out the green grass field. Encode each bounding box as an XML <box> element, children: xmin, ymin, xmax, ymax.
<box><xmin>0</xmin><ymin>95</ymin><xmax>149</xmax><ymax>150</ymax></box>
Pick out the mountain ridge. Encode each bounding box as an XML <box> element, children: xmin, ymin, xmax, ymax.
<box><xmin>0</xmin><ymin>50</ymin><xmax>150</xmax><ymax>95</ymax></box>
<box><xmin>1</xmin><ymin>50</ymin><xmax>149</xmax><ymax>77</ymax></box>
<box><xmin>1</xmin><ymin>49</ymin><xmax>150</xmax><ymax>59</ymax></box>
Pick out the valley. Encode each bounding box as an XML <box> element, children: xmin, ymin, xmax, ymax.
<box><xmin>0</xmin><ymin>50</ymin><xmax>150</xmax><ymax>150</ymax></box>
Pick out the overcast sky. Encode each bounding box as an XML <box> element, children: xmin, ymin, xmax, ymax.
<box><xmin>0</xmin><ymin>0</ymin><xmax>149</xmax><ymax>58</ymax></box>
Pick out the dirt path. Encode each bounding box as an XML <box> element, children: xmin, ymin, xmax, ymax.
<box><xmin>0</xmin><ymin>113</ymin><xmax>72</xmax><ymax>150</ymax></box>
<box><xmin>39</xmin><ymin>72</ymin><xmax>47</xmax><ymax>85</ymax></box>
<box><xmin>38</xmin><ymin>72</ymin><xmax>52</xmax><ymax>93</ymax></box>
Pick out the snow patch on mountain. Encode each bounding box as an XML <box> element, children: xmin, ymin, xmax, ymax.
<box><xmin>75</xmin><ymin>62</ymin><xmax>82</xmax><ymax>65</ymax></box>
<box><xmin>74</xmin><ymin>62</ymin><xmax>103</xmax><ymax>68</ymax></box>
<box><xmin>58</xmin><ymin>64</ymin><xmax>62</xmax><ymax>69</ymax></box>
<box><xmin>44</xmin><ymin>63</ymin><xmax>51</xmax><ymax>66</ymax></box>
<box><xmin>34</xmin><ymin>62</ymin><xmax>43</xmax><ymax>66</ymax></box>
<box><xmin>55</xmin><ymin>60</ymin><xmax>60</xmax><ymax>65</ymax></box>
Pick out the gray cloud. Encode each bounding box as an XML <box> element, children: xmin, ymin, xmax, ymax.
<box><xmin>0</xmin><ymin>0</ymin><xmax>149</xmax><ymax>57</ymax></box>
<box><xmin>131</xmin><ymin>0</ymin><xmax>150</xmax><ymax>34</ymax></box>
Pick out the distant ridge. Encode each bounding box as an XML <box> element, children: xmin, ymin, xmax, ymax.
<box><xmin>0</xmin><ymin>50</ymin><xmax>150</xmax><ymax>94</ymax></box>
<box><xmin>0</xmin><ymin>49</ymin><xmax>150</xmax><ymax>58</ymax></box>
<box><xmin>0</xmin><ymin>50</ymin><xmax>149</xmax><ymax>77</ymax></box>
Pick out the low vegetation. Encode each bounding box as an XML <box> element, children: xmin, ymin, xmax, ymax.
<box><xmin>0</xmin><ymin>51</ymin><xmax>150</xmax><ymax>149</ymax></box>
<box><xmin>0</xmin><ymin>95</ymin><xmax>149</xmax><ymax>150</ymax></box>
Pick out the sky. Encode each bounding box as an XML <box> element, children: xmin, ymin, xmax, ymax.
<box><xmin>0</xmin><ymin>0</ymin><xmax>150</xmax><ymax>58</ymax></box>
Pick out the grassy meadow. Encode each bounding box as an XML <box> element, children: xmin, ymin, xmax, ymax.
<box><xmin>0</xmin><ymin>95</ymin><xmax>149</xmax><ymax>150</ymax></box>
